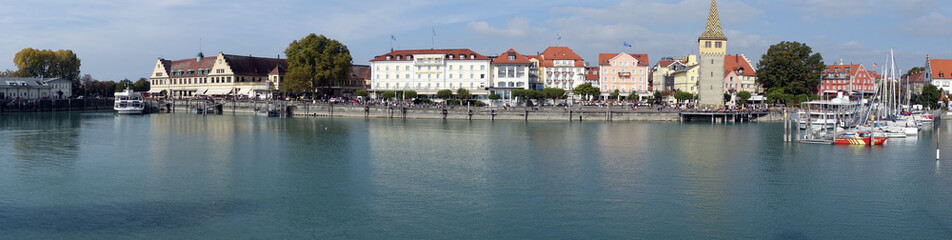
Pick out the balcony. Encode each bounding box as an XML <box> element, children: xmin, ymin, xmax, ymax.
<box><xmin>414</xmin><ymin>59</ymin><xmax>443</xmax><ymax>65</ymax></box>
<box><xmin>618</xmin><ymin>72</ymin><xmax>631</xmax><ymax>78</ymax></box>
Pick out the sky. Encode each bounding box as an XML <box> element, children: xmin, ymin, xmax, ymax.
<box><xmin>1</xmin><ymin>0</ymin><xmax>950</xmax><ymax>81</ymax></box>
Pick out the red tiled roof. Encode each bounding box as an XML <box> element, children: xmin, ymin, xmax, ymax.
<box><xmin>167</xmin><ymin>56</ymin><xmax>217</xmax><ymax>76</ymax></box>
<box><xmin>929</xmin><ymin>59</ymin><xmax>952</xmax><ymax>79</ymax></box>
<box><xmin>657</xmin><ymin>60</ymin><xmax>675</xmax><ymax>68</ymax></box>
<box><xmin>585</xmin><ymin>66</ymin><xmax>599</xmax><ymax>80</ymax></box>
<box><xmin>350</xmin><ymin>65</ymin><xmax>371</xmax><ymax>79</ymax></box>
<box><xmin>824</xmin><ymin>64</ymin><xmax>863</xmax><ymax>75</ymax></box>
<box><xmin>370</xmin><ymin>49</ymin><xmax>491</xmax><ymax>61</ymax></box>
<box><xmin>540</xmin><ymin>46</ymin><xmax>585</xmax><ymax>67</ymax></box>
<box><xmin>492</xmin><ymin>49</ymin><xmax>532</xmax><ymax>64</ymax></box>
<box><xmin>598</xmin><ymin>53</ymin><xmax>650</xmax><ymax>66</ymax></box>
<box><xmin>907</xmin><ymin>72</ymin><xmax>924</xmax><ymax>83</ymax></box>
<box><xmin>724</xmin><ymin>55</ymin><xmax>756</xmax><ymax>77</ymax></box>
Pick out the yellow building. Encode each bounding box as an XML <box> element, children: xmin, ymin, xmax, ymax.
<box><xmin>149</xmin><ymin>51</ymin><xmax>287</xmax><ymax>98</ymax></box>
<box><xmin>671</xmin><ymin>55</ymin><xmax>699</xmax><ymax>94</ymax></box>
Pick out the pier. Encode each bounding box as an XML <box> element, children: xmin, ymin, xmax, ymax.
<box><xmin>678</xmin><ymin>110</ymin><xmax>770</xmax><ymax>123</ymax></box>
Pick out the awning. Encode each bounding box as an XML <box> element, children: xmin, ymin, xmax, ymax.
<box><xmin>206</xmin><ymin>88</ymin><xmax>233</xmax><ymax>95</ymax></box>
<box><xmin>236</xmin><ymin>88</ymin><xmax>253</xmax><ymax>95</ymax></box>
<box><xmin>147</xmin><ymin>88</ymin><xmax>164</xmax><ymax>93</ymax></box>
<box><xmin>195</xmin><ymin>88</ymin><xmax>208</xmax><ymax>95</ymax></box>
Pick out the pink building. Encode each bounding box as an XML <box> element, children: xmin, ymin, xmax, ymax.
<box><xmin>598</xmin><ymin>52</ymin><xmax>650</xmax><ymax>98</ymax></box>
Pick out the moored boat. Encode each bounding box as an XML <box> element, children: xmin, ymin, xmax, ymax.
<box><xmin>114</xmin><ymin>88</ymin><xmax>145</xmax><ymax>114</ymax></box>
<box><xmin>834</xmin><ymin>131</ymin><xmax>887</xmax><ymax>145</ymax></box>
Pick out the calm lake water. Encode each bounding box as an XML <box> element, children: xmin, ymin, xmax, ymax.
<box><xmin>1</xmin><ymin>111</ymin><xmax>950</xmax><ymax>239</ymax></box>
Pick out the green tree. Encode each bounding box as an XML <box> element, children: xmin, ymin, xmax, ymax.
<box><xmin>609</xmin><ymin>89</ymin><xmax>620</xmax><ymax>100</ymax></box>
<box><xmin>723</xmin><ymin>92</ymin><xmax>731</xmax><ymax>103</ymax></box>
<box><xmin>756</xmin><ymin>41</ymin><xmax>825</xmax><ymax>96</ymax></box>
<box><xmin>132</xmin><ymin>78</ymin><xmax>150</xmax><ymax>92</ymax></box>
<box><xmin>355</xmin><ymin>89</ymin><xmax>368</xmax><ymax>98</ymax></box>
<box><xmin>573</xmin><ymin>83</ymin><xmax>600</xmax><ymax>100</ymax></box>
<box><xmin>436</xmin><ymin>89</ymin><xmax>453</xmax><ymax>100</ymax></box>
<box><xmin>456</xmin><ymin>88</ymin><xmax>472</xmax><ymax>102</ymax></box>
<box><xmin>488</xmin><ymin>93</ymin><xmax>501</xmax><ymax>105</ymax></box>
<box><xmin>283</xmin><ymin>34</ymin><xmax>352</xmax><ymax>98</ymax></box>
<box><xmin>542</xmin><ymin>88</ymin><xmax>565</xmax><ymax>104</ymax></box>
<box><xmin>404</xmin><ymin>90</ymin><xmax>417</xmax><ymax>99</ymax></box>
<box><xmin>904</xmin><ymin>66</ymin><xmax>925</xmax><ymax>78</ymax></box>
<box><xmin>380</xmin><ymin>91</ymin><xmax>396</xmax><ymax>100</ymax></box>
<box><xmin>919</xmin><ymin>85</ymin><xmax>942</xmax><ymax>109</ymax></box>
<box><xmin>628</xmin><ymin>91</ymin><xmax>639</xmax><ymax>101</ymax></box>
<box><xmin>115</xmin><ymin>79</ymin><xmax>133</xmax><ymax>92</ymax></box>
<box><xmin>736</xmin><ymin>91</ymin><xmax>752</xmax><ymax>105</ymax></box>
<box><xmin>674</xmin><ymin>91</ymin><xmax>694</xmax><ymax>103</ymax></box>
<box><xmin>13</xmin><ymin>48</ymin><xmax>82</xmax><ymax>96</ymax></box>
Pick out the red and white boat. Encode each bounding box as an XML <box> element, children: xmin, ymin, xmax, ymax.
<box><xmin>834</xmin><ymin>131</ymin><xmax>887</xmax><ymax>145</ymax></box>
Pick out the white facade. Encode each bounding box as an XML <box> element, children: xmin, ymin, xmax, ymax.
<box><xmin>370</xmin><ymin>49</ymin><xmax>492</xmax><ymax>97</ymax></box>
<box><xmin>544</xmin><ymin>62</ymin><xmax>584</xmax><ymax>91</ymax></box>
<box><xmin>0</xmin><ymin>77</ymin><xmax>72</xmax><ymax>100</ymax></box>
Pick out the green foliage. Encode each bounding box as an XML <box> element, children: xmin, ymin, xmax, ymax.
<box><xmin>628</xmin><ymin>91</ymin><xmax>639</xmax><ymax>101</ymax></box>
<box><xmin>13</xmin><ymin>48</ymin><xmax>82</xmax><ymax>96</ymax></box>
<box><xmin>573</xmin><ymin>83</ymin><xmax>600</xmax><ymax>99</ymax></box>
<box><xmin>765</xmin><ymin>88</ymin><xmax>784</xmax><ymax>104</ymax></box>
<box><xmin>414</xmin><ymin>98</ymin><xmax>434</xmax><ymax>105</ymax></box>
<box><xmin>380</xmin><ymin>91</ymin><xmax>396</xmax><ymax>100</ymax></box>
<box><xmin>456</xmin><ymin>88</ymin><xmax>472</xmax><ymax>100</ymax></box>
<box><xmin>542</xmin><ymin>88</ymin><xmax>566</xmax><ymax>100</ymax></box>
<box><xmin>115</xmin><ymin>79</ymin><xmax>133</xmax><ymax>92</ymax></box>
<box><xmin>919</xmin><ymin>85</ymin><xmax>942</xmax><ymax>109</ymax></box>
<box><xmin>674</xmin><ymin>91</ymin><xmax>694</xmax><ymax>103</ymax></box>
<box><xmin>904</xmin><ymin>67</ymin><xmax>925</xmax><ymax>78</ymax></box>
<box><xmin>132</xmin><ymin>78</ymin><xmax>150</xmax><ymax>92</ymax></box>
<box><xmin>356</xmin><ymin>90</ymin><xmax>368</xmax><ymax>97</ymax></box>
<box><xmin>473</xmin><ymin>100</ymin><xmax>486</xmax><ymax>107</ymax></box>
<box><xmin>723</xmin><ymin>92</ymin><xmax>731</xmax><ymax>103</ymax></box>
<box><xmin>283</xmin><ymin>34</ymin><xmax>352</xmax><ymax>97</ymax></box>
<box><xmin>446</xmin><ymin>100</ymin><xmax>462</xmax><ymax>105</ymax></box>
<box><xmin>488</xmin><ymin>93</ymin><xmax>501</xmax><ymax>101</ymax></box>
<box><xmin>736</xmin><ymin>91</ymin><xmax>752</xmax><ymax>105</ymax></box>
<box><xmin>756</xmin><ymin>41</ymin><xmax>825</xmax><ymax>96</ymax></box>
<box><xmin>436</xmin><ymin>89</ymin><xmax>453</xmax><ymax>100</ymax></box>
<box><xmin>404</xmin><ymin>90</ymin><xmax>418</xmax><ymax>99</ymax></box>
<box><xmin>653</xmin><ymin>90</ymin><xmax>662</xmax><ymax>100</ymax></box>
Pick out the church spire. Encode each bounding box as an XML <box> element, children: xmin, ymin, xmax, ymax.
<box><xmin>700</xmin><ymin>0</ymin><xmax>726</xmax><ymax>40</ymax></box>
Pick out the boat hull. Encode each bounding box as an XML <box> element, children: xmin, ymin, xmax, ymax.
<box><xmin>834</xmin><ymin>137</ymin><xmax>887</xmax><ymax>145</ymax></box>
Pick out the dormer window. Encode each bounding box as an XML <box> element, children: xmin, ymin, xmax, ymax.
<box><xmin>470</xmin><ymin>54</ymin><xmax>476</xmax><ymax>59</ymax></box>
<box><xmin>386</xmin><ymin>55</ymin><xmax>392</xmax><ymax>60</ymax></box>
<box><xmin>448</xmin><ymin>55</ymin><xmax>454</xmax><ymax>60</ymax></box>
<box><xmin>460</xmin><ymin>54</ymin><xmax>465</xmax><ymax>59</ymax></box>
<box><xmin>941</xmin><ymin>72</ymin><xmax>945</xmax><ymax>78</ymax></box>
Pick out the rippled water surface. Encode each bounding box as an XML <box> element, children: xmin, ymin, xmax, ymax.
<box><xmin>1</xmin><ymin>111</ymin><xmax>951</xmax><ymax>239</ymax></box>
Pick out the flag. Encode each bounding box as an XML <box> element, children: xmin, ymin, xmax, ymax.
<box><xmin>623</xmin><ymin>42</ymin><xmax>632</xmax><ymax>47</ymax></box>
<box><xmin>873</xmin><ymin>63</ymin><xmax>878</xmax><ymax>67</ymax></box>
<box><xmin>556</xmin><ymin>33</ymin><xmax>562</xmax><ymax>40</ymax></box>
<box><xmin>391</xmin><ymin>35</ymin><xmax>396</xmax><ymax>41</ymax></box>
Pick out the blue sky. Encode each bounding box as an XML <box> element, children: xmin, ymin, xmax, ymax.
<box><xmin>1</xmin><ymin>0</ymin><xmax>950</xmax><ymax>81</ymax></box>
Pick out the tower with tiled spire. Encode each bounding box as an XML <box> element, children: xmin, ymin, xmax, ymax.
<box><xmin>697</xmin><ymin>0</ymin><xmax>727</xmax><ymax>108</ymax></box>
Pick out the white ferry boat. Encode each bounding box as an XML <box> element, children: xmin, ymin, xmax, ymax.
<box><xmin>114</xmin><ymin>88</ymin><xmax>145</xmax><ymax>114</ymax></box>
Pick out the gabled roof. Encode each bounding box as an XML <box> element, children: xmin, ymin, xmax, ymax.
<box><xmin>824</xmin><ymin>64</ymin><xmax>867</xmax><ymax>78</ymax></box>
<box><xmin>585</xmin><ymin>66</ymin><xmax>599</xmax><ymax>80</ymax></box>
<box><xmin>907</xmin><ymin>72</ymin><xmax>925</xmax><ymax>83</ymax></box>
<box><xmin>657</xmin><ymin>60</ymin><xmax>675</xmax><ymax>68</ymax></box>
<box><xmin>222</xmin><ymin>54</ymin><xmax>288</xmax><ymax>76</ymax></box>
<box><xmin>167</xmin><ymin>56</ymin><xmax>217</xmax><ymax>76</ymax></box>
<box><xmin>724</xmin><ymin>55</ymin><xmax>756</xmax><ymax>77</ymax></box>
<box><xmin>350</xmin><ymin>65</ymin><xmax>371</xmax><ymax>79</ymax></box>
<box><xmin>598</xmin><ymin>53</ymin><xmax>650</xmax><ymax>66</ymax></box>
<box><xmin>929</xmin><ymin>58</ymin><xmax>952</xmax><ymax>79</ymax></box>
<box><xmin>539</xmin><ymin>46</ymin><xmax>585</xmax><ymax>67</ymax></box>
<box><xmin>492</xmin><ymin>49</ymin><xmax>532</xmax><ymax>64</ymax></box>
<box><xmin>370</xmin><ymin>49</ymin><xmax>491</xmax><ymax>61</ymax></box>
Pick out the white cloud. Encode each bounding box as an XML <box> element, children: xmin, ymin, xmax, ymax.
<box><xmin>554</xmin><ymin>0</ymin><xmax>763</xmax><ymax>25</ymax></box>
<box><xmin>900</xmin><ymin>12</ymin><xmax>952</xmax><ymax>37</ymax></box>
<box><xmin>467</xmin><ymin>18</ymin><xmax>546</xmax><ymax>38</ymax></box>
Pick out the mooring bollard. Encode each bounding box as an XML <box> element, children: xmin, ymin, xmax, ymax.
<box><xmin>491</xmin><ymin>109</ymin><xmax>496</xmax><ymax>121</ymax></box>
<box><xmin>442</xmin><ymin>108</ymin><xmax>448</xmax><ymax>119</ymax></box>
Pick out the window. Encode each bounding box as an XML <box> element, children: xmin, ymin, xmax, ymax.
<box><xmin>715</xmin><ymin>42</ymin><xmax>722</xmax><ymax>48</ymax></box>
<box><xmin>480</xmin><ymin>65</ymin><xmax>485</xmax><ymax>70</ymax></box>
<box><xmin>406</xmin><ymin>74</ymin><xmax>410</xmax><ymax>79</ymax></box>
<box><xmin>705</xmin><ymin>41</ymin><xmax>711</xmax><ymax>48</ymax></box>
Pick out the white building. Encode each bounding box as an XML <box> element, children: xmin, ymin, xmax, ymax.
<box><xmin>487</xmin><ymin>49</ymin><xmax>532</xmax><ymax>105</ymax></box>
<box><xmin>149</xmin><ymin>52</ymin><xmax>287</xmax><ymax>98</ymax></box>
<box><xmin>370</xmin><ymin>49</ymin><xmax>492</xmax><ymax>98</ymax></box>
<box><xmin>1</xmin><ymin>77</ymin><xmax>72</xmax><ymax>100</ymax></box>
<box><xmin>926</xmin><ymin>57</ymin><xmax>952</xmax><ymax>93</ymax></box>
<box><xmin>537</xmin><ymin>46</ymin><xmax>585</xmax><ymax>92</ymax></box>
